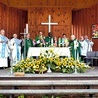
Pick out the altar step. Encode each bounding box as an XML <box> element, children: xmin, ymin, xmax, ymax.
<box><xmin>0</xmin><ymin>68</ymin><xmax>98</xmax><ymax>98</ymax></box>
<box><xmin>0</xmin><ymin>89</ymin><xmax>98</xmax><ymax>95</ymax></box>
<box><xmin>1</xmin><ymin>73</ymin><xmax>98</xmax><ymax>80</ymax></box>
<box><xmin>0</xmin><ymin>80</ymin><xmax>98</xmax><ymax>86</ymax></box>
<box><xmin>1</xmin><ymin>67</ymin><xmax>98</xmax><ymax>80</ymax></box>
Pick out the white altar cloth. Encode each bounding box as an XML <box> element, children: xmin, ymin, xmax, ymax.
<box><xmin>27</xmin><ymin>47</ymin><xmax>70</xmax><ymax>58</ymax></box>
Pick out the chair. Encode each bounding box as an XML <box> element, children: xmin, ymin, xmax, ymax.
<box><xmin>93</xmin><ymin>51</ymin><xmax>98</xmax><ymax>66</ymax></box>
<box><xmin>95</xmin><ymin>51</ymin><xmax>98</xmax><ymax>57</ymax></box>
<box><xmin>84</xmin><ymin>51</ymin><xmax>96</xmax><ymax>66</ymax></box>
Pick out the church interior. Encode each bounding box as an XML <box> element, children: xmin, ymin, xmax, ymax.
<box><xmin>0</xmin><ymin>0</ymin><xmax>98</xmax><ymax>50</ymax></box>
<box><xmin>0</xmin><ymin>0</ymin><xmax>98</xmax><ymax>98</ymax></box>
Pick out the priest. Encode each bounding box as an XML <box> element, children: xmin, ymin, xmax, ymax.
<box><xmin>0</xmin><ymin>29</ymin><xmax>9</xmax><ymax>67</ymax></box>
<box><xmin>35</xmin><ymin>31</ymin><xmax>45</xmax><ymax>47</ymax></box>
<box><xmin>10</xmin><ymin>34</ymin><xmax>21</xmax><ymax>65</ymax></box>
<box><xmin>69</xmin><ymin>35</ymin><xmax>81</xmax><ymax>60</ymax></box>
<box><xmin>24</xmin><ymin>33</ymin><xmax>33</xmax><ymax>59</ymax></box>
<box><xmin>58</xmin><ymin>34</ymin><xmax>69</xmax><ymax>47</ymax></box>
<box><xmin>45</xmin><ymin>32</ymin><xmax>54</xmax><ymax>47</ymax></box>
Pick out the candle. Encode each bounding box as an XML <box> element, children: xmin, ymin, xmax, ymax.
<box><xmin>26</xmin><ymin>24</ymin><xmax>28</xmax><ymax>34</ymax></box>
<box><xmin>51</xmin><ymin>38</ymin><xmax>53</xmax><ymax>46</ymax></box>
<box><xmin>58</xmin><ymin>38</ymin><xmax>61</xmax><ymax>47</ymax></box>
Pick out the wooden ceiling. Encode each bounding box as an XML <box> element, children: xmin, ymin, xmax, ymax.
<box><xmin>0</xmin><ymin>0</ymin><xmax>98</xmax><ymax>10</ymax></box>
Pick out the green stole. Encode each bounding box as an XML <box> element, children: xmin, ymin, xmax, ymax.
<box><xmin>69</xmin><ymin>39</ymin><xmax>80</xmax><ymax>61</ymax></box>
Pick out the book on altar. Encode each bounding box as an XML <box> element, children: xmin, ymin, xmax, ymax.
<box><xmin>36</xmin><ymin>40</ymin><xmax>40</xmax><ymax>44</ymax></box>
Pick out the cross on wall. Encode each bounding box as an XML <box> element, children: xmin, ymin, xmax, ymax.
<box><xmin>41</xmin><ymin>15</ymin><xmax>58</xmax><ymax>33</ymax></box>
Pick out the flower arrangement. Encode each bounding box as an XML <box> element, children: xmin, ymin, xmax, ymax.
<box><xmin>13</xmin><ymin>57</ymin><xmax>48</xmax><ymax>74</ymax></box>
<box><xmin>13</xmin><ymin>49</ymin><xmax>90</xmax><ymax>74</ymax></box>
<box><xmin>93</xmin><ymin>32</ymin><xmax>98</xmax><ymax>38</ymax></box>
<box><xmin>92</xmin><ymin>24</ymin><xmax>98</xmax><ymax>38</ymax></box>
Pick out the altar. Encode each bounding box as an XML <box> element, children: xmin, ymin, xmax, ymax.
<box><xmin>27</xmin><ymin>47</ymin><xmax>70</xmax><ymax>58</ymax></box>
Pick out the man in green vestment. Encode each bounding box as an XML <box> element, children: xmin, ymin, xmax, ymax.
<box><xmin>45</xmin><ymin>32</ymin><xmax>53</xmax><ymax>47</ymax></box>
<box><xmin>69</xmin><ymin>35</ymin><xmax>81</xmax><ymax>60</ymax></box>
<box><xmin>35</xmin><ymin>31</ymin><xmax>45</xmax><ymax>47</ymax></box>
<box><xmin>58</xmin><ymin>34</ymin><xmax>69</xmax><ymax>47</ymax></box>
<box><xmin>23</xmin><ymin>33</ymin><xmax>33</xmax><ymax>59</ymax></box>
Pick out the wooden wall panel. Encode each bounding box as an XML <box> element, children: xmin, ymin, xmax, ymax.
<box><xmin>72</xmin><ymin>3</ymin><xmax>98</xmax><ymax>51</ymax></box>
<box><xmin>72</xmin><ymin>3</ymin><xmax>98</xmax><ymax>39</ymax></box>
<box><xmin>0</xmin><ymin>3</ymin><xmax>27</xmax><ymax>38</ymax></box>
<box><xmin>28</xmin><ymin>7</ymin><xmax>72</xmax><ymax>39</ymax></box>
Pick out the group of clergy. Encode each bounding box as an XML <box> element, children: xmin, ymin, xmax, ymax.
<box><xmin>0</xmin><ymin>30</ymin><xmax>94</xmax><ymax>67</ymax></box>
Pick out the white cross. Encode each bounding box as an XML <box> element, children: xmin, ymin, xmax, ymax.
<box><xmin>41</xmin><ymin>15</ymin><xmax>58</xmax><ymax>33</ymax></box>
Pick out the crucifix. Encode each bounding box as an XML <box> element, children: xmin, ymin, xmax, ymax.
<box><xmin>41</xmin><ymin>15</ymin><xmax>58</xmax><ymax>33</ymax></box>
<box><xmin>20</xmin><ymin>24</ymin><xmax>28</xmax><ymax>60</ymax></box>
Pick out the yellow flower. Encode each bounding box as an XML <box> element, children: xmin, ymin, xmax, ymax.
<box><xmin>69</xmin><ymin>57</ymin><xmax>74</xmax><ymax>61</ymax></box>
<box><xmin>37</xmin><ymin>61</ymin><xmax>40</xmax><ymax>65</ymax></box>
<box><xmin>26</xmin><ymin>58</ymin><xmax>30</xmax><ymax>61</ymax></box>
<box><xmin>36</xmin><ymin>65</ymin><xmax>39</xmax><ymax>68</ymax></box>
<box><xmin>16</xmin><ymin>64</ymin><xmax>18</xmax><ymax>66</ymax></box>
<box><xmin>57</xmin><ymin>62</ymin><xmax>61</xmax><ymax>66</ymax></box>
<box><xmin>49</xmin><ymin>49</ymin><xmax>54</xmax><ymax>53</ymax></box>
<box><xmin>64</xmin><ymin>58</ymin><xmax>68</xmax><ymax>61</ymax></box>
<box><xmin>33</xmin><ymin>65</ymin><xmax>36</xmax><ymax>69</ymax></box>
<box><xmin>24</xmin><ymin>64</ymin><xmax>28</xmax><ymax>68</ymax></box>
<box><xmin>21</xmin><ymin>60</ymin><xmax>24</xmax><ymax>62</ymax></box>
<box><xmin>41</xmin><ymin>64</ymin><xmax>45</xmax><ymax>67</ymax></box>
<box><xmin>80</xmin><ymin>63</ymin><xmax>85</xmax><ymax>67</ymax></box>
<box><xmin>33</xmin><ymin>59</ymin><xmax>36</xmax><ymax>62</ymax></box>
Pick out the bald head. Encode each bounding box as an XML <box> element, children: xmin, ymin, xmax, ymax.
<box><xmin>13</xmin><ymin>34</ymin><xmax>17</xmax><ymax>38</ymax></box>
<box><xmin>0</xmin><ymin>29</ymin><xmax>5</xmax><ymax>36</ymax></box>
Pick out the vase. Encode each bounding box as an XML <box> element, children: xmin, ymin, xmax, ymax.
<box><xmin>73</xmin><ymin>66</ymin><xmax>78</xmax><ymax>74</ymax></box>
<box><xmin>47</xmin><ymin>64</ymin><xmax>52</xmax><ymax>73</ymax></box>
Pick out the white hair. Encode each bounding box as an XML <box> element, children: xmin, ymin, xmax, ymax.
<box><xmin>13</xmin><ymin>33</ymin><xmax>17</xmax><ymax>38</ymax></box>
<box><xmin>0</xmin><ymin>29</ymin><xmax>5</xmax><ymax>33</ymax></box>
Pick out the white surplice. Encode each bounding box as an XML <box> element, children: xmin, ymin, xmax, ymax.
<box><xmin>9</xmin><ymin>38</ymin><xmax>21</xmax><ymax>65</ymax></box>
<box><xmin>79</xmin><ymin>40</ymin><xmax>88</xmax><ymax>56</ymax></box>
<box><xmin>0</xmin><ymin>34</ymin><xmax>9</xmax><ymax>67</ymax></box>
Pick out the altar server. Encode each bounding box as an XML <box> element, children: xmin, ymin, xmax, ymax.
<box><xmin>0</xmin><ymin>29</ymin><xmax>9</xmax><ymax>67</ymax></box>
<box><xmin>84</xmin><ymin>35</ymin><xmax>94</xmax><ymax>51</ymax></box>
<box><xmin>79</xmin><ymin>36</ymin><xmax>88</xmax><ymax>61</ymax></box>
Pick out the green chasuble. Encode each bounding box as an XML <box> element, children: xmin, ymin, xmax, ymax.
<box><xmin>58</xmin><ymin>38</ymin><xmax>69</xmax><ymax>47</ymax></box>
<box><xmin>35</xmin><ymin>36</ymin><xmax>45</xmax><ymax>47</ymax></box>
<box><xmin>24</xmin><ymin>38</ymin><xmax>33</xmax><ymax>59</ymax></box>
<box><xmin>45</xmin><ymin>36</ymin><xmax>53</xmax><ymax>47</ymax></box>
<box><xmin>69</xmin><ymin>39</ymin><xmax>81</xmax><ymax>61</ymax></box>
